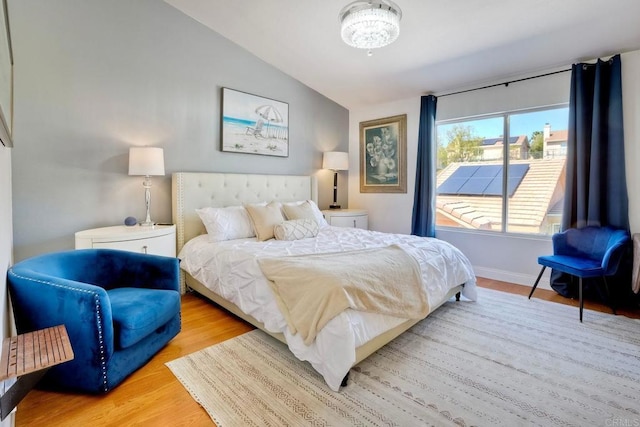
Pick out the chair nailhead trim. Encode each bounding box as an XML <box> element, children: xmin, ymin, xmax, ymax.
<box><xmin>8</xmin><ymin>270</ymin><xmax>110</xmax><ymax>392</ymax></box>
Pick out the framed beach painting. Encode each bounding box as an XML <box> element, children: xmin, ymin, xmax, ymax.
<box><xmin>360</xmin><ymin>114</ymin><xmax>407</xmax><ymax>193</ymax></box>
<box><xmin>221</xmin><ymin>87</ymin><xmax>289</xmax><ymax>157</ymax></box>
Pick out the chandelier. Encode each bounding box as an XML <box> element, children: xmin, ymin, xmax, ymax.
<box><xmin>339</xmin><ymin>0</ymin><xmax>402</xmax><ymax>52</ymax></box>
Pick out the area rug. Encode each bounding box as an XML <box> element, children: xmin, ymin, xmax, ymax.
<box><xmin>166</xmin><ymin>288</ymin><xmax>640</xmax><ymax>426</ymax></box>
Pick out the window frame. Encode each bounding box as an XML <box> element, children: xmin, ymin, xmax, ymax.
<box><xmin>435</xmin><ymin>102</ymin><xmax>569</xmax><ymax>236</ymax></box>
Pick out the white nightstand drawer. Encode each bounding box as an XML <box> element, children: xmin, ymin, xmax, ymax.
<box><xmin>91</xmin><ymin>233</ymin><xmax>174</xmax><ymax>256</ymax></box>
<box><xmin>321</xmin><ymin>209</ymin><xmax>368</xmax><ymax>230</ymax></box>
<box><xmin>75</xmin><ymin>225</ymin><xmax>176</xmax><ymax>257</ymax></box>
<box><xmin>328</xmin><ymin>215</ymin><xmax>368</xmax><ymax>229</ymax></box>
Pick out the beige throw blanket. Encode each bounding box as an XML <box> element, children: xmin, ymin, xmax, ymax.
<box><xmin>257</xmin><ymin>245</ymin><xmax>428</xmax><ymax>345</ymax></box>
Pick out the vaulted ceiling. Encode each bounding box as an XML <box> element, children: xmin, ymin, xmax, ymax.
<box><xmin>165</xmin><ymin>0</ymin><xmax>640</xmax><ymax>109</ymax></box>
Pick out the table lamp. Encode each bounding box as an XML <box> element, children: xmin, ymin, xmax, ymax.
<box><xmin>322</xmin><ymin>151</ymin><xmax>349</xmax><ymax>209</ymax></box>
<box><xmin>128</xmin><ymin>147</ymin><xmax>165</xmax><ymax>226</ymax></box>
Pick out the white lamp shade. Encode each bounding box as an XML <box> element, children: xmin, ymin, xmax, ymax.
<box><xmin>128</xmin><ymin>147</ymin><xmax>165</xmax><ymax>176</ymax></box>
<box><xmin>323</xmin><ymin>151</ymin><xmax>349</xmax><ymax>171</ymax></box>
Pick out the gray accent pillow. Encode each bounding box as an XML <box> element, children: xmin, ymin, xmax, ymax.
<box><xmin>274</xmin><ymin>218</ymin><xmax>320</xmax><ymax>241</ymax></box>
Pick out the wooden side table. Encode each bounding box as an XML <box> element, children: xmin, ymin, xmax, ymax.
<box><xmin>0</xmin><ymin>325</ymin><xmax>74</xmax><ymax>420</ymax></box>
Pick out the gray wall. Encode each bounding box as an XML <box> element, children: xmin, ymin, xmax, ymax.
<box><xmin>0</xmin><ymin>145</ymin><xmax>13</xmax><ymax>427</ymax></box>
<box><xmin>10</xmin><ymin>0</ymin><xmax>349</xmax><ymax>261</ymax></box>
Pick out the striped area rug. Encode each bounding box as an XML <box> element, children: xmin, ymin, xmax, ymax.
<box><xmin>166</xmin><ymin>288</ymin><xmax>640</xmax><ymax>426</ymax></box>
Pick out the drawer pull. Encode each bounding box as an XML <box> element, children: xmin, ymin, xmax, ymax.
<box><xmin>142</xmin><ymin>245</ymin><xmax>148</xmax><ymax>254</ymax></box>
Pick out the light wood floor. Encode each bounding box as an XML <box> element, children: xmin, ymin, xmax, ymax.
<box><xmin>16</xmin><ymin>278</ymin><xmax>640</xmax><ymax>426</ymax></box>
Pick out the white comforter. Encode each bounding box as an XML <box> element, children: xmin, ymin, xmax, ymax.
<box><xmin>179</xmin><ymin>226</ymin><xmax>476</xmax><ymax>391</ymax></box>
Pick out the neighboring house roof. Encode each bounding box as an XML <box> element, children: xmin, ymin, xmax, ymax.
<box><xmin>477</xmin><ymin>135</ymin><xmax>530</xmax><ymax>161</ymax></box>
<box><xmin>547</xmin><ymin>199</ymin><xmax>564</xmax><ymax>216</ymax></box>
<box><xmin>481</xmin><ymin>135</ymin><xmax>525</xmax><ymax>146</ymax></box>
<box><xmin>436</xmin><ymin>158</ymin><xmax>566</xmax><ymax>232</ymax></box>
<box><xmin>546</xmin><ymin>130</ymin><xmax>568</xmax><ymax>143</ymax></box>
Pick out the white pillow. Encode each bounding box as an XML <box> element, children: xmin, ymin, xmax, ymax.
<box><xmin>245</xmin><ymin>201</ymin><xmax>285</xmax><ymax>241</ymax></box>
<box><xmin>274</xmin><ymin>218</ymin><xmax>320</xmax><ymax>241</ymax></box>
<box><xmin>281</xmin><ymin>200</ymin><xmax>328</xmax><ymax>228</ymax></box>
<box><xmin>196</xmin><ymin>206</ymin><xmax>255</xmax><ymax>242</ymax></box>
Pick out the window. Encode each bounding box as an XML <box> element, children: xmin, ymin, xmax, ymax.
<box><xmin>436</xmin><ymin>106</ymin><xmax>568</xmax><ymax>235</ymax></box>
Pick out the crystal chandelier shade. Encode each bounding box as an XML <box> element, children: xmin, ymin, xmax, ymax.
<box><xmin>339</xmin><ymin>1</ymin><xmax>402</xmax><ymax>50</ymax></box>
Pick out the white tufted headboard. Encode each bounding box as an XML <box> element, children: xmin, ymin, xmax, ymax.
<box><xmin>171</xmin><ymin>172</ymin><xmax>318</xmax><ymax>255</ymax></box>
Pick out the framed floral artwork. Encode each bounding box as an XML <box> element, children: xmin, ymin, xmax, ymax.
<box><xmin>359</xmin><ymin>114</ymin><xmax>407</xmax><ymax>193</ymax></box>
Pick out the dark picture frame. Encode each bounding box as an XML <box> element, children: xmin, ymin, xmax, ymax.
<box><xmin>0</xmin><ymin>0</ymin><xmax>13</xmax><ymax>148</ymax></box>
<box><xmin>359</xmin><ymin>114</ymin><xmax>407</xmax><ymax>193</ymax></box>
<box><xmin>221</xmin><ymin>87</ymin><xmax>289</xmax><ymax>157</ymax></box>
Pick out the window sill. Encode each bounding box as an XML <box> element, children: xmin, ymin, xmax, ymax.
<box><xmin>436</xmin><ymin>226</ymin><xmax>552</xmax><ymax>242</ymax></box>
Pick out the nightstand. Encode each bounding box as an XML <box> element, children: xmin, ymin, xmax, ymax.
<box><xmin>321</xmin><ymin>209</ymin><xmax>368</xmax><ymax>229</ymax></box>
<box><xmin>75</xmin><ymin>224</ymin><xmax>176</xmax><ymax>257</ymax></box>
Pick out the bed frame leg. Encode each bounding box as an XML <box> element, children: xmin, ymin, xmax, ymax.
<box><xmin>341</xmin><ymin>372</ymin><xmax>350</xmax><ymax>387</ymax></box>
<box><xmin>455</xmin><ymin>283</ymin><xmax>465</xmax><ymax>301</ymax></box>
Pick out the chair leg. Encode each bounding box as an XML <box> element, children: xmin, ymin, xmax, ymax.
<box><xmin>579</xmin><ymin>277</ymin><xmax>583</xmax><ymax>322</ymax></box>
<box><xmin>529</xmin><ymin>266</ymin><xmax>546</xmax><ymax>299</ymax></box>
<box><xmin>601</xmin><ymin>276</ymin><xmax>617</xmax><ymax>315</ymax></box>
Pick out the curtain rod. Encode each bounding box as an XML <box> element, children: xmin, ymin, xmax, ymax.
<box><xmin>437</xmin><ymin>68</ymin><xmax>571</xmax><ymax>98</ymax></box>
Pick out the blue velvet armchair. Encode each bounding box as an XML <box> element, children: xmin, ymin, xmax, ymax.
<box><xmin>529</xmin><ymin>226</ymin><xmax>630</xmax><ymax>322</ymax></box>
<box><xmin>7</xmin><ymin>249</ymin><xmax>181</xmax><ymax>393</ymax></box>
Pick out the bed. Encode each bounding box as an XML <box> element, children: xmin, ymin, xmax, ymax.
<box><xmin>172</xmin><ymin>172</ymin><xmax>476</xmax><ymax>391</ymax></box>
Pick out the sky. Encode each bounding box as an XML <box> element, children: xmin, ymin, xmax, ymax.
<box><xmin>437</xmin><ymin>107</ymin><xmax>569</xmax><ymax>143</ymax></box>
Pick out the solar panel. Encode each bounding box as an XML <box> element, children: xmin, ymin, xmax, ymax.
<box><xmin>450</xmin><ymin>165</ymin><xmax>480</xmax><ymax>178</ymax></box>
<box><xmin>481</xmin><ymin>136</ymin><xmax>520</xmax><ymax>146</ymax></box>
<box><xmin>483</xmin><ymin>175</ymin><xmax>503</xmax><ymax>196</ymax></box>
<box><xmin>507</xmin><ymin>177</ymin><xmax>524</xmax><ymax>196</ymax></box>
<box><xmin>482</xmin><ymin>138</ymin><xmax>500</xmax><ymax>146</ymax></box>
<box><xmin>437</xmin><ymin>178</ymin><xmax>467</xmax><ymax>194</ymax></box>
<box><xmin>474</xmin><ymin>164</ymin><xmax>502</xmax><ymax>178</ymax></box>
<box><xmin>438</xmin><ymin>163</ymin><xmax>529</xmax><ymax>197</ymax></box>
<box><xmin>509</xmin><ymin>164</ymin><xmax>529</xmax><ymax>179</ymax></box>
<box><xmin>437</xmin><ymin>165</ymin><xmax>480</xmax><ymax>194</ymax></box>
<box><xmin>458</xmin><ymin>177</ymin><xmax>493</xmax><ymax>195</ymax></box>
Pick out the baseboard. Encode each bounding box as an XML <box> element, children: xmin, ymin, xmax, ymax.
<box><xmin>473</xmin><ymin>266</ymin><xmax>552</xmax><ymax>291</ymax></box>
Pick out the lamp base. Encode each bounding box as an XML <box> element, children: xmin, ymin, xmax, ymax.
<box><xmin>139</xmin><ymin>221</ymin><xmax>155</xmax><ymax>227</ymax></box>
<box><xmin>329</xmin><ymin>204</ymin><xmax>341</xmax><ymax>210</ymax></box>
